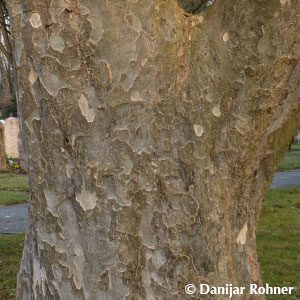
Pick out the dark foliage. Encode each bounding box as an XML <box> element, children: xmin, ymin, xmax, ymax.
<box><xmin>177</xmin><ymin>0</ymin><xmax>215</xmax><ymax>14</ymax></box>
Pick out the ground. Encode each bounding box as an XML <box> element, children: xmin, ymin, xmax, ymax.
<box><xmin>0</xmin><ymin>150</ymin><xmax>300</xmax><ymax>299</ymax></box>
<box><xmin>0</xmin><ymin>172</ymin><xmax>28</xmax><ymax>300</ymax></box>
<box><xmin>257</xmin><ymin>188</ymin><xmax>300</xmax><ymax>300</ymax></box>
<box><xmin>0</xmin><ymin>234</ymin><xmax>24</xmax><ymax>300</ymax></box>
<box><xmin>270</xmin><ymin>170</ymin><xmax>300</xmax><ymax>189</ymax></box>
<box><xmin>0</xmin><ymin>173</ymin><xmax>29</xmax><ymax>206</ymax></box>
<box><xmin>277</xmin><ymin>142</ymin><xmax>300</xmax><ymax>172</ymax></box>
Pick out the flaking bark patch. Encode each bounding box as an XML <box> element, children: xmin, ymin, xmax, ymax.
<box><xmin>76</xmin><ymin>190</ymin><xmax>97</xmax><ymax>211</ymax></box>
<box><xmin>29</xmin><ymin>13</ymin><xmax>42</xmax><ymax>28</ymax></box>
<box><xmin>236</xmin><ymin>223</ymin><xmax>248</xmax><ymax>245</ymax></box>
<box><xmin>78</xmin><ymin>94</ymin><xmax>95</xmax><ymax>123</ymax></box>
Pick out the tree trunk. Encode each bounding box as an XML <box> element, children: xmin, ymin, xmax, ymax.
<box><xmin>8</xmin><ymin>0</ymin><xmax>300</xmax><ymax>299</ymax></box>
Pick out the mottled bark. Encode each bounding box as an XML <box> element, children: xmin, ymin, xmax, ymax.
<box><xmin>8</xmin><ymin>0</ymin><xmax>300</xmax><ymax>299</ymax></box>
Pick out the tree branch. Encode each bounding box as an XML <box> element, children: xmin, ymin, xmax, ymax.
<box><xmin>0</xmin><ymin>4</ymin><xmax>12</xmax><ymax>58</ymax></box>
<box><xmin>0</xmin><ymin>39</ymin><xmax>12</xmax><ymax>64</ymax></box>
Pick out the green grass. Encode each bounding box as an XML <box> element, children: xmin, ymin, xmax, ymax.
<box><xmin>0</xmin><ymin>233</ymin><xmax>24</xmax><ymax>300</ymax></box>
<box><xmin>257</xmin><ymin>187</ymin><xmax>300</xmax><ymax>299</ymax></box>
<box><xmin>0</xmin><ymin>191</ymin><xmax>28</xmax><ymax>206</ymax></box>
<box><xmin>290</xmin><ymin>143</ymin><xmax>300</xmax><ymax>151</ymax></box>
<box><xmin>277</xmin><ymin>152</ymin><xmax>300</xmax><ymax>172</ymax></box>
<box><xmin>276</xmin><ymin>141</ymin><xmax>300</xmax><ymax>172</ymax></box>
<box><xmin>0</xmin><ymin>174</ymin><xmax>29</xmax><ymax>192</ymax></box>
<box><xmin>0</xmin><ymin>173</ymin><xmax>29</xmax><ymax>299</ymax></box>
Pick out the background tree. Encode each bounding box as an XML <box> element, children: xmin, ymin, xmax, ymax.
<box><xmin>7</xmin><ymin>0</ymin><xmax>300</xmax><ymax>299</ymax></box>
<box><xmin>0</xmin><ymin>0</ymin><xmax>16</xmax><ymax>118</ymax></box>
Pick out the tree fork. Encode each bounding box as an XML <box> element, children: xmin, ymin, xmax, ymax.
<box><xmin>7</xmin><ymin>0</ymin><xmax>300</xmax><ymax>299</ymax></box>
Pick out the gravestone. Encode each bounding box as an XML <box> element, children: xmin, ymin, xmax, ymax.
<box><xmin>0</xmin><ymin>123</ymin><xmax>6</xmax><ymax>170</ymax></box>
<box><xmin>3</xmin><ymin>117</ymin><xmax>20</xmax><ymax>158</ymax></box>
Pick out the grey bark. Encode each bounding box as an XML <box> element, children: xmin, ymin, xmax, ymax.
<box><xmin>7</xmin><ymin>0</ymin><xmax>300</xmax><ymax>299</ymax></box>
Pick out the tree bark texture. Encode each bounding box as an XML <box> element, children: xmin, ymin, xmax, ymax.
<box><xmin>8</xmin><ymin>0</ymin><xmax>300</xmax><ymax>299</ymax></box>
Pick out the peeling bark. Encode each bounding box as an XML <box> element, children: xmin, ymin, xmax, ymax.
<box><xmin>7</xmin><ymin>0</ymin><xmax>300</xmax><ymax>299</ymax></box>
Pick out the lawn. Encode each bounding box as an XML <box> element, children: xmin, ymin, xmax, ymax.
<box><xmin>0</xmin><ymin>174</ymin><xmax>29</xmax><ymax>192</ymax></box>
<box><xmin>277</xmin><ymin>152</ymin><xmax>300</xmax><ymax>172</ymax></box>
<box><xmin>0</xmin><ymin>191</ymin><xmax>28</xmax><ymax>206</ymax></box>
<box><xmin>290</xmin><ymin>142</ymin><xmax>300</xmax><ymax>152</ymax></box>
<box><xmin>0</xmin><ymin>233</ymin><xmax>24</xmax><ymax>300</ymax></box>
<box><xmin>0</xmin><ymin>173</ymin><xmax>29</xmax><ymax>299</ymax></box>
<box><xmin>277</xmin><ymin>142</ymin><xmax>300</xmax><ymax>172</ymax></box>
<box><xmin>0</xmin><ymin>173</ymin><xmax>29</xmax><ymax>206</ymax></box>
<box><xmin>257</xmin><ymin>187</ymin><xmax>300</xmax><ymax>299</ymax></box>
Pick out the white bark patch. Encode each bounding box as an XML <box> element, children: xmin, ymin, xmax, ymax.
<box><xmin>223</xmin><ymin>32</ymin><xmax>229</xmax><ymax>42</ymax></box>
<box><xmin>78</xmin><ymin>94</ymin><xmax>95</xmax><ymax>123</ymax></box>
<box><xmin>73</xmin><ymin>244</ymin><xmax>85</xmax><ymax>290</ymax></box>
<box><xmin>50</xmin><ymin>34</ymin><xmax>65</xmax><ymax>52</ymax></box>
<box><xmin>44</xmin><ymin>189</ymin><xmax>59</xmax><ymax>217</ymax></box>
<box><xmin>193</xmin><ymin>124</ymin><xmax>204</xmax><ymax>137</ymax></box>
<box><xmin>280</xmin><ymin>0</ymin><xmax>291</xmax><ymax>4</ymax></box>
<box><xmin>130</xmin><ymin>90</ymin><xmax>143</xmax><ymax>102</ymax></box>
<box><xmin>76</xmin><ymin>189</ymin><xmax>97</xmax><ymax>210</ymax></box>
<box><xmin>87</xmin><ymin>15</ymin><xmax>104</xmax><ymax>44</ymax></box>
<box><xmin>28</xmin><ymin>69</ymin><xmax>37</xmax><ymax>85</ymax></box>
<box><xmin>212</xmin><ymin>105</ymin><xmax>221</xmax><ymax>117</ymax></box>
<box><xmin>29</xmin><ymin>13</ymin><xmax>42</xmax><ymax>28</ymax></box>
<box><xmin>236</xmin><ymin>223</ymin><xmax>248</xmax><ymax>245</ymax></box>
<box><xmin>141</xmin><ymin>58</ymin><xmax>148</xmax><ymax>66</ymax></box>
